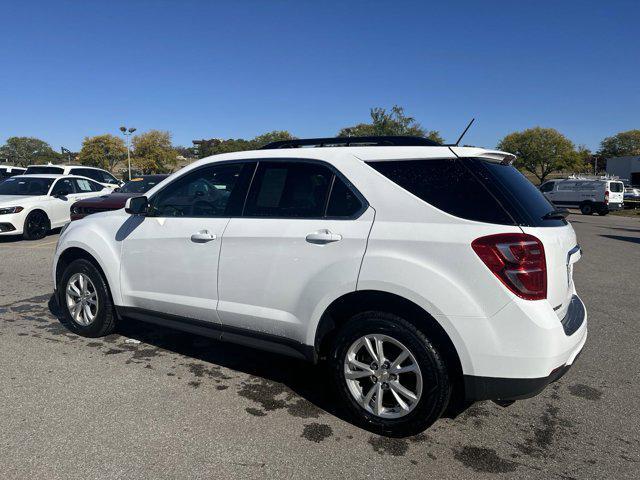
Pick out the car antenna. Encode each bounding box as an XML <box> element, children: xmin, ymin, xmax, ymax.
<box><xmin>453</xmin><ymin>118</ymin><xmax>475</xmax><ymax>146</ymax></box>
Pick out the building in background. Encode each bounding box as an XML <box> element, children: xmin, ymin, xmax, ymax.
<box><xmin>606</xmin><ymin>156</ymin><xmax>640</xmax><ymax>186</ymax></box>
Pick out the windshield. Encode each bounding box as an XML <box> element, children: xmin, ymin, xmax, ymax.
<box><xmin>25</xmin><ymin>166</ymin><xmax>64</xmax><ymax>175</ymax></box>
<box><xmin>120</xmin><ymin>176</ymin><xmax>166</xmax><ymax>194</ymax></box>
<box><xmin>0</xmin><ymin>177</ymin><xmax>54</xmax><ymax>195</ymax></box>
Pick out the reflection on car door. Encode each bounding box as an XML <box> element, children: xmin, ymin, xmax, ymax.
<box><xmin>119</xmin><ymin>162</ymin><xmax>255</xmax><ymax>324</ymax></box>
<box><xmin>217</xmin><ymin>160</ymin><xmax>374</xmax><ymax>345</ymax></box>
<box><xmin>49</xmin><ymin>178</ymin><xmax>78</xmax><ymax>227</ymax></box>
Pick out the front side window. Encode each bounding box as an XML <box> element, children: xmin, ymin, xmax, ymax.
<box><xmin>540</xmin><ymin>182</ymin><xmax>555</xmax><ymax>193</ymax></box>
<box><xmin>0</xmin><ymin>177</ymin><xmax>54</xmax><ymax>195</ymax></box>
<box><xmin>149</xmin><ymin>163</ymin><xmax>251</xmax><ymax>217</ymax></box>
<box><xmin>51</xmin><ymin>178</ymin><xmax>75</xmax><ymax>196</ymax></box>
<box><xmin>244</xmin><ymin>162</ymin><xmax>333</xmax><ymax>218</ymax></box>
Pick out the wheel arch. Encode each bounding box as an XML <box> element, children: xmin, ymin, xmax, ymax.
<box><xmin>314</xmin><ymin>290</ymin><xmax>466</xmax><ymax>403</ymax></box>
<box><xmin>55</xmin><ymin>245</ymin><xmax>120</xmax><ymax>305</ymax></box>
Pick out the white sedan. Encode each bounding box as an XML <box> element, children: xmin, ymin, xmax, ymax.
<box><xmin>0</xmin><ymin>174</ymin><xmax>111</xmax><ymax>240</ymax></box>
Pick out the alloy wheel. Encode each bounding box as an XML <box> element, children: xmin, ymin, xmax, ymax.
<box><xmin>65</xmin><ymin>273</ymin><xmax>99</xmax><ymax>326</ymax></box>
<box><xmin>344</xmin><ymin>334</ymin><xmax>423</xmax><ymax>419</ymax></box>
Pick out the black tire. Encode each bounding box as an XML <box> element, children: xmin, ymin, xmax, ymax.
<box><xmin>330</xmin><ymin>311</ymin><xmax>451</xmax><ymax>437</ymax></box>
<box><xmin>579</xmin><ymin>203</ymin><xmax>594</xmax><ymax>215</ymax></box>
<box><xmin>57</xmin><ymin>258</ymin><xmax>117</xmax><ymax>337</ymax></box>
<box><xmin>23</xmin><ymin>210</ymin><xmax>50</xmax><ymax>240</ymax></box>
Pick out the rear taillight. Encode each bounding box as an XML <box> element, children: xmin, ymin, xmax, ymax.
<box><xmin>472</xmin><ymin>233</ymin><xmax>547</xmax><ymax>300</ymax></box>
<box><xmin>604</xmin><ymin>191</ymin><xmax>609</xmax><ymax>204</ymax></box>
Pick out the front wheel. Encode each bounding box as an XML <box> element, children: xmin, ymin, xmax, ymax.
<box><xmin>330</xmin><ymin>312</ymin><xmax>451</xmax><ymax>437</ymax></box>
<box><xmin>57</xmin><ymin>258</ymin><xmax>116</xmax><ymax>337</ymax></box>
<box><xmin>23</xmin><ymin>210</ymin><xmax>50</xmax><ymax>240</ymax></box>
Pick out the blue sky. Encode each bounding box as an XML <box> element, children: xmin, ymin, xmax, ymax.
<box><xmin>1</xmin><ymin>0</ymin><xmax>638</xmax><ymax>152</ymax></box>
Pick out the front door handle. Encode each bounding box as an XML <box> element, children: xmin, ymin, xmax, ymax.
<box><xmin>305</xmin><ymin>229</ymin><xmax>342</xmax><ymax>244</ymax></box>
<box><xmin>190</xmin><ymin>230</ymin><xmax>217</xmax><ymax>243</ymax></box>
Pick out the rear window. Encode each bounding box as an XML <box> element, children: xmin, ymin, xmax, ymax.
<box><xmin>368</xmin><ymin>158</ymin><xmax>565</xmax><ymax>227</ymax></box>
<box><xmin>609</xmin><ymin>182</ymin><xmax>624</xmax><ymax>193</ymax></box>
<box><xmin>25</xmin><ymin>166</ymin><xmax>64</xmax><ymax>175</ymax></box>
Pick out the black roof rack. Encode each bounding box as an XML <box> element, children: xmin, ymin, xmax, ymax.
<box><xmin>260</xmin><ymin>135</ymin><xmax>441</xmax><ymax>150</ymax></box>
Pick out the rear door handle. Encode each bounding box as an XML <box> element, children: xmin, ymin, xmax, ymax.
<box><xmin>190</xmin><ymin>230</ymin><xmax>217</xmax><ymax>243</ymax></box>
<box><xmin>305</xmin><ymin>229</ymin><xmax>342</xmax><ymax>244</ymax></box>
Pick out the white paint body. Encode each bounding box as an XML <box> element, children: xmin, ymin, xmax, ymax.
<box><xmin>53</xmin><ymin>146</ymin><xmax>587</xmax><ymax>380</ymax></box>
<box><xmin>0</xmin><ymin>175</ymin><xmax>111</xmax><ymax>235</ymax></box>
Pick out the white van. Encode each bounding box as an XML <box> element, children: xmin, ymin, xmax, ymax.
<box><xmin>540</xmin><ymin>178</ymin><xmax>625</xmax><ymax>215</ymax></box>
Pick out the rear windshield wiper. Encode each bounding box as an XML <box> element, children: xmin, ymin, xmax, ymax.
<box><xmin>542</xmin><ymin>209</ymin><xmax>569</xmax><ymax>220</ymax></box>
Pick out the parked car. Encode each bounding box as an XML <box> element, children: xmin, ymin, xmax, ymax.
<box><xmin>539</xmin><ymin>178</ymin><xmax>625</xmax><ymax>215</ymax></box>
<box><xmin>70</xmin><ymin>174</ymin><xmax>169</xmax><ymax>221</ymax></box>
<box><xmin>24</xmin><ymin>164</ymin><xmax>122</xmax><ymax>190</ymax></box>
<box><xmin>53</xmin><ymin>136</ymin><xmax>587</xmax><ymax>436</ymax></box>
<box><xmin>0</xmin><ymin>174</ymin><xmax>111</xmax><ymax>239</ymax></box>
<box><xmin>623</xmin><ymin>186</ymin><xmax>640</xmax><ymax>208</ymax></box>
<box><xmin>0</xmin><ymin>166</ymin><xmax>27</xmax><ymax>180</ymax></box>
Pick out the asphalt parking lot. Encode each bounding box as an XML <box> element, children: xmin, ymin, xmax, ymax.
<box><xmin>1</xmin><ymin>214</ymin><xmax>638</xmax><ymax>480</ymax></box>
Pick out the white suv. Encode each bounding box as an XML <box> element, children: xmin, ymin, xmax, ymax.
<box><xmin>52</xmin><ymin>136</ymin><xmax>587</xmax><ymax>436</ymax></box>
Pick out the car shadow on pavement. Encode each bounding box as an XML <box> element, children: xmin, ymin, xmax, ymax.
<box><xmin>599</xmin><ymin>234</ymin><xmax>640</xmax><ymax>245</ymax></box>
<box><xmin>47</xmin><ymin>295</ymin><xmax>355</xmax><ymax>426</ymax></box>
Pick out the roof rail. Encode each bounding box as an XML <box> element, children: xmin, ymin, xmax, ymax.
<box><xmin>259</xmin><ymin>136</ymin><xmax>441</xmax><ymax>150</ymax></box>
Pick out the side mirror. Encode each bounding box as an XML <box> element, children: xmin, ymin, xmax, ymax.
<box><xmin>125</xmin><ymin>196</ymin><xmax>148</xmax><ymax>215</ymax></box>
<box><xmin>113</xmin><ymin>187</ymin><xmax>121</xmax><ymax>193</ymax></box>
<box><xmin>54</xmin><ymin>191</ymin><xmax>69</xmax><ymax>198</ymax></box>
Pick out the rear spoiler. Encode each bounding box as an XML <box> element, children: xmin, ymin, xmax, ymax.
<box><xmin>449</xmin><ymin>147</ymin><xmax>516</xmax><ymax>165</ymax></box>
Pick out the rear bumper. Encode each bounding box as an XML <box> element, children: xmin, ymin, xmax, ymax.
<box><xmin>606</xmin><ymin>202</ymin><xmax>623</xmax><ymax>211</ymax></box>
<box><xmin>462</xmin><ymin>294</ymin><xmax>587</xmax><ymax>401</ymax></box>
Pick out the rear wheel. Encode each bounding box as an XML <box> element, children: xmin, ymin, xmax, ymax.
<box><xmin>23</xmin><ymin>210</ymin><xmax>50</xmax><ymax>240</ymax></box>
<box><xmin>57</xmin><ymin>258</ymin><xmax>116</xmax><ymax>337</ymax></box>
<box><xmin>330</xmin><ymin>311</ymin><xmax>450</xmax><ymax>437</ymax></box>
<box><xmin>597</xmin><ymin>209</ymin><xmax>609</xmax><ymax>216</ymax></box>
<box><xmin>579</xmin><ymin>203</ymin><xmax>594</xmax><ymax>215</ymax></box>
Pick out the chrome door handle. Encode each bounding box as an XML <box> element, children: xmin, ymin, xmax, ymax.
<box><xmin>190</xmin><ymin>230</ymin><xmax>216</xmax><ymax>243</ymax></box>
<box><xmin>305</xmin><ymin>229</ymin><xmax>342</xmax><ymax>244</ymax></box>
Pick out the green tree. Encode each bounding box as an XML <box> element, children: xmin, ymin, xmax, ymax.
<box><xmin>131</xmin><ymin>130</ymin><xmax>177</xmax><ymax>174</ymax></box>
<box><xmin>194</xmin><ymin>131</ymin><xmax>294</xmax><ymax>158</ymax></box>
<box><xmin>598</xmin><ymin>130</ymin><xmax>640</xmax><ymax>158</ymax></box>
<box><xmin>497</xmin><ymin>127</ymin><xmax>581</xmax><ymax>184</ymax></box>
<box><xmin>338</xmin><ymin>105</ymin><xmax>444</xmax><ymax>143</ymax></box>
<box><xmin>77</xmin><ymin>134</ymin><xmax>127</xmax><ymax>172</ymax></box>
<box><xmin>0</xmin><ymin>136</ymin><xmax>60</xmax><ymax>167</ymax></box>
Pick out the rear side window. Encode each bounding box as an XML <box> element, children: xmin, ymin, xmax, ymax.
<box><xmin>327</xmin><ymin>176</ymin><xmax>363</xmax><ymax>218</ymax></box>
<box><xmin>610</xmin><ymin>182</ymin><xmax>624</xmax><ymax>193</ymax></box>
<box><xmin>367</xmin><ymin>159</ymin><xmax>515</xmax><ymax>225</ymax></box>
<box><xmin>73</xmin><ymin>178</ymin><xmax>103</xmax><ymax>192</ymax></box>
<box><xmin>245</xmin><ymin>162</ymin><xmax>333</xmax><ymax>218</ymax></box>
<box><xmin>368</xmin><ymin>158</ymin><xmax>564</xmax><ymax>227</ymax></box>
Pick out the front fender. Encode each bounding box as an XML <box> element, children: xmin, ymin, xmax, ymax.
<box><xmin>53</xmin><ymin>215</ymin><xmax>126</xmax><ymax>305</ymax></box>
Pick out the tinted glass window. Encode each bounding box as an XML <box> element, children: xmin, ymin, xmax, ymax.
<box><xmin>51</xmin><ymin>178</ymin><xmax>75</xmax><ymax>196</ymax></box>
<box><xmin>327</xmin><ymin>176</ymin><xmax>363</xmax><ymax>217</ymax></box>
<box><xmin>149</xmin><ymin>163</ymin><xmax>250</xmax><ymax>217</ymax></box>
<box><xmin>368</xmin><ymin>159</ymin><xmax>515</xmax><ymax>225</ymax></box>
<box><xmin>120</xmin><ymin>176</ymin><xmax>167</xmax><ymax>194</ymax></box>
<box><xmin>540</xmin><ymin>182</ymin><xmax>554</xmax><ymax>192</ymax></box>
<box><xmin>25</xmin><ymin>166</ymin><xmax>64</xmax><ymax>175</ymax></box>
<box><xmin>244</xmin><ymin>162</ymin><xmax>332</xmax><ymax>218</ymax></box>
<box><xmin>471</xmin><ymin>159</ymin><xmax>565</xmax><ymax>227</ymax></box>
<box><xmin>610</xmin><ymin>182</ymin><xmax>624</xmax><ymax>193</ymax></box>
<box><xmin>0</xmin><ymin>177</ymin><xmax>54</xmax><ymax>195</ymax></box>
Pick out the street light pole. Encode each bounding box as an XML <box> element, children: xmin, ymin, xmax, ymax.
<box><xmin>119</xmin><ymin>126</ymin><xmax>137</xmax><ymax>180</ymax></box>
